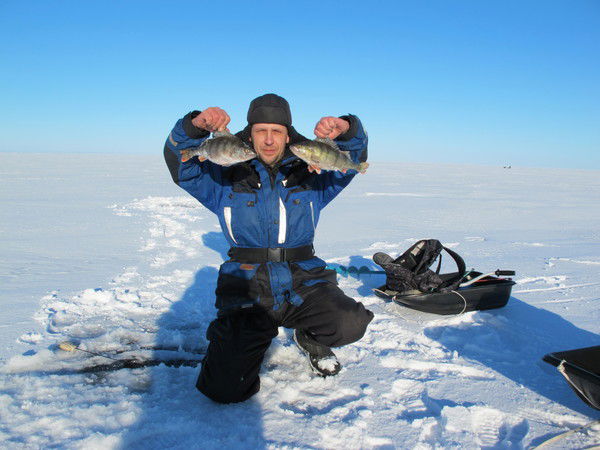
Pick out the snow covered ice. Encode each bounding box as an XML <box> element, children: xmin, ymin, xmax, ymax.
<box><xmin>1</xmin><ymin>153</ymin><xmax>599</xmax><ymax>448</ymax></box>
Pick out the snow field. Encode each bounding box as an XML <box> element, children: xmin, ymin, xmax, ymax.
<box><xmin>1</xmin><ymin>158</ymin><xmax>600</xmax><ymax>448</ymax></box>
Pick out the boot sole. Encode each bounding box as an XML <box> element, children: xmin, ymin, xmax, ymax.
<box><xmin>293</xmin><ymin>330</ymin><xmax>341</xmax><ymax>378</ymax></box>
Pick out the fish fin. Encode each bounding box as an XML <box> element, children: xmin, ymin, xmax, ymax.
<box><xmin>358</xmin><ymin>162</ymin><xmax>369</xmax><ymax>174</ymax></box>
<box><xmin>314</xmin><ymin>137</ymin><xmax>340</xmax><ymax>151</ymax></box>
<box><xmin>181</xmin><ymin>148</ymin><xmax>207</xmax><ymax>163</ymax></box>
<box><xmin>212</xmin><ymin>130</ymin><xmax>232</xmax><ymax>138</ymax></box>
<box><xmin>308</xmin><ymin>165</ymin><xmax>322</xmax><ymax>174</ymax></box>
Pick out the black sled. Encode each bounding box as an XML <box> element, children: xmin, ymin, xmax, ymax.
<box><xmin>543</xmin><ymin>346</ymin><xmax>600</xmax><ymax>411</ymax></box>
<box><xmin>372</xmin><ymin>239</ymin><xmax>515</xmax><ymax>315</ymax></box>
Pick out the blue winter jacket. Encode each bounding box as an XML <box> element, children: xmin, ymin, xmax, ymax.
<box><xmin>164</xmin><ymin>112</ymin><xmax>368</xmax><ymax>310</ymax></box>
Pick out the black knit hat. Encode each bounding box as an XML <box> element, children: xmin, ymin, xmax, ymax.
<box><xmin>247</xmin><ymin>93</ymin><xmax>292</xmax><ymax>126</ymax></box>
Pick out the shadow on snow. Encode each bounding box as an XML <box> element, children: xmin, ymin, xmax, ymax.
<box><xmin>328</xmin><ymin>253</ymin><xmax>600</xmax><ymax>419</ymax></box>
<box><xmin>423</xmin><ymin>295</ymin><xmax>599</xmax><ymax>417</ymax></box>
<box><xmin>120</xmin><ymin>231</ymin><xmax>268</xmax><ymax>449</ymax></box>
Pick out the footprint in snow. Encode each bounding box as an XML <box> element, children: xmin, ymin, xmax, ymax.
<box><xmin>279</xmin><ymin>385</ymin><xmax>370</xmax><ymax>421</ymax></box>
<box><xmin>441</xmin><ymin>405</ymin><xmax>529</xmax><ymax>448</ymax></box>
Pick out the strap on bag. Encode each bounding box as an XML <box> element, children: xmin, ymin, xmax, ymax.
<box><xmin>373</xmin><ymin>240</ymin><xmax>467</xmax><ymax>294</ymax></box>
<box><xmin>438</xmin><ymin>246</ymin><xmax>467</xmax><ymax>289</ymax></box>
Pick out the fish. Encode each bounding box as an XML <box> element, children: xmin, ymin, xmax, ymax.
<box><xmin>290</xmin><ymin>138</ymin><xmax>369</xmax><ymax>174</ymax></box>
<box><xmin>180</xmin><ymin>131</ymin><xmax>256</xmax><ymax>166</ymax></box>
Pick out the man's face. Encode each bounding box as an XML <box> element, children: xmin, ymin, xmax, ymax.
<box><xmin>250</xmin><ymin>123</ymin><xmax>289</xmax><ymax>166</ymax></box>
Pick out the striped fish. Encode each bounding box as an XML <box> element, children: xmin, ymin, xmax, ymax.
<box><xmin>290</xmin><ymin>138</ymin><xmax>369</xmax><ymax>174</ymax></box>
<box><xmin>181</xmin><ymin>131</ymin><xmax>256</xmax><ymax>166</ymax></box>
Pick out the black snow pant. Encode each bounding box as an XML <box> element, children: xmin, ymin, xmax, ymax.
<box><xmin>196</xmin><ymin>282</ymin><xmax>374</xmax><ymax>404</ymax></box>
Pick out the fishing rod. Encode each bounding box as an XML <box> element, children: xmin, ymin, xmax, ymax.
<box><xmin>56</xmin><ymin>341</ymin><xmax>204</xmax><ymax>374</ymax></box>
<box><xmin>58</xmin><ymin>341</ymin><xmax>121</xmax><ymax>361</ymax></box>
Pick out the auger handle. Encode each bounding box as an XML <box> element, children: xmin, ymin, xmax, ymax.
<box><xmin>495</xmin><ymin>270</ymin><xmax>515</xmax><ymax>276</ymax></box>
<box><xmin>459</xmin><ymin>269</ymin><xmax>515</xmax><ymax>287</ymax></box>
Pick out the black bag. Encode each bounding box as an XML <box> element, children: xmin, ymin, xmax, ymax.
<box><xmin>373</xmin><ymin>239</ymin><xmax>466</xmax><ymax>294</ymax></box>
<box><xmin>373</xmin><ymin>239</ymin><xmax>515</xmax><ymax>315</ymax></box>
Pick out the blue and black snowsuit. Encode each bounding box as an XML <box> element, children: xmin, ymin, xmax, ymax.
<box><xmin>164</xmin><ymin>111</ymin><xmax>373</xmax><ymax>403</ymax></box>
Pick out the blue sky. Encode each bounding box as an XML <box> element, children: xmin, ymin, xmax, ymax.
<box><xmin>1</xmin><ymin>1</ymin><xmax>598</xmax><ymax>169</ymax></box>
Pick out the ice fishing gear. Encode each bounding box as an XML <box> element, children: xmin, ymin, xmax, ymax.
<box><xmin>59</xmin><ymin>341</ymin><xmax>120</xmax><ymax>361</ymax></box>
<box><xmin>59</xmin><ymin>358</ymin><xmax>203</xmax><ymax>374</ymax></box>
<box><xmin>543</xmin><ymin>346</ymin><xmax>600</xmax><ymax>411</ymax></box>
<box><xmin>56</xmin><ymin>341</ymin><xmax>204</xmax><ymax>373</ymax></box>
<box><xmin>372</xmin><ymin>239</ymin><xmax>515</xmax><ymax>315</ymax></box>
<box><xmin>23</xmin><ymin>358</ymin><xmax>204</xmax><ymax>376</ymax></box>
<box><xmin>538</xmin><ymin>347</ymin><xmax>600</xmax><ymax>448</ymax></box>
<box><xmin>326</xmin><ymin>264</ymin><xmax>385</xmax><ymax>278</ymax></box>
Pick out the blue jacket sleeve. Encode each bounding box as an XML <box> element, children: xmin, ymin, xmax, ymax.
<box><xmin>163</xmin><ymin>111</ymin><xmax>224</xmax><ymax>214</ymax></box>
<box><xmin>314</xmin><ymin>114</ymin><xmax>368</xmax><ymax>208</ymax></box>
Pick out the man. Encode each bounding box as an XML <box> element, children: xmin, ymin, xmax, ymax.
<box><xmin>164</xmin><ymin>93</ymin><xmax>373</xmax><ymax>404</ymax></box>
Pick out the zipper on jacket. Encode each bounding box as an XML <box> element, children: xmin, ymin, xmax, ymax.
<box><xmin>309</xmin><ymin>201</ymin><xmax>315</xmax><ymax>230</ymax></box>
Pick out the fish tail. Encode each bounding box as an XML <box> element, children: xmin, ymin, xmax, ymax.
<box><xmin>358</xmin><ymin>162</ymin><xmax>369</xmax><ymax>174</ymax></box>
<box><xmin>180</xmin><ymin>150</ymin><xmax>191</xmax><ymax>162</ymax></box>
<box><xmin>181</xmin><ymin>149</ymin><xmax>206</xmax><ymax>162</ymax></box>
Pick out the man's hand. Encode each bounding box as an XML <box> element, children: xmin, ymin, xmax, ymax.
<box><xmin>308</xmin><ymin>116</ymin><xmax>351</xmax><ymax>174</ymax></box>
<box><xmin>314</xmin><ymin>116</ymin><xmax>350</xmax><ymax>140</ymax></box>
<box><xmin>192</xmin><ymin>107</ymin><xmax>231</xmax><ymax>132</ymax></box>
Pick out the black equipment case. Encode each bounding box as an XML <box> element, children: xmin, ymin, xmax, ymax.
<box><xmin>543</xmin><ymin>346</ymin><xmax>600</xmax><ymax>411</ymax></box>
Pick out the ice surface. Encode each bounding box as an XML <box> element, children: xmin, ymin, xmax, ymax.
<box><xmin>1</xmin><ymin>153</ymin><xmax>599</xmax><ymax>448</ymax></box>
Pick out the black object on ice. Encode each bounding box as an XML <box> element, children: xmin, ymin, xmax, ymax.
<box><xmin>52</xmin><ymin>342</ymin><xmax>205</xmax><ymax>375</ymax></box>
<box><xmin>61</xmin><ymin>357</ymin><xmax>204</xmax><ymax>374</ymax></box>
<box><xmin>372</xmin><ymin>239</ymin><xmax>515</xmax><ymax>315</ymax></box>
<box><xmin>18</xmin><ymin>358</ymin><xmax>204</xmax><ymax>376</ymax></box>
<box><xmin>543</xmin><ymin>346</ymin><xmax>600</xmax><ymax>411</ymax></box>
<box><xmin>293</xmin><ymin>329</ymin><xmax>341</xmax><ymax>377</ymax></box>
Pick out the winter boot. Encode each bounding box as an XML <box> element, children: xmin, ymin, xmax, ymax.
<box><xmin>293</xmin><ymin>329</ymin><xmax>341</xmax><ymax>377</ymax></box>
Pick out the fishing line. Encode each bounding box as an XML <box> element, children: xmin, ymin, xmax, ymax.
<box><xmin>59</xmin><ymin>341</ymin><xmax>121</xmax><ymax>361</ymax></box>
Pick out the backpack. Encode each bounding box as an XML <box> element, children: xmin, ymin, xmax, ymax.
<box><xmin>372</xmin><ymin>239</ymin><xmax>466</xmax><ymax>295</ymax></box>
<box><xmin>373</xmin><ymin>239</ymin><xmax>515</xmax><ymax>315</ymax></box>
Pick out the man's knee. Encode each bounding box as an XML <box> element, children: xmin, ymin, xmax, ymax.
<box><xmin>295</xmin><ymin>284</ymin><xmax>375</xmax><ymax>347</ymax></box>
<box><xmin>195</xmin><ymin>311</ymin><xmax>275</xmax><ymax>404</ymax></box>
<box><xmin>196</xmin><ymin>365</ymin><xmax>260</xmax><ymax>404</ymax></box>
<box><xmin>334</xmin><ymin>302</ymin><xmax>374</xmax><ymax>346</ymax></box>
